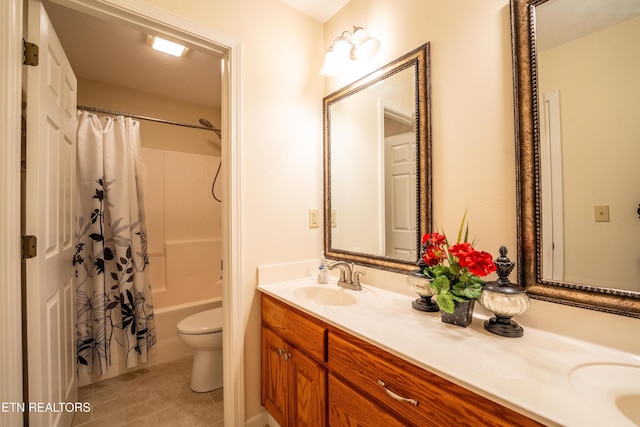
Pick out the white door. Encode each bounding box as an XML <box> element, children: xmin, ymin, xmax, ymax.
<box><xmin>384</xmin><ymin>132</ymin><xmax>417</xmax><ymax>261</ymax></box>
<box><xmin>24</xmin><ymin>0</ymin><xmax>77</xmax><ymax>425</ymax></box>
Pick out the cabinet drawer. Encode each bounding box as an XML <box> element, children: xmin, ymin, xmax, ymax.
<box><xmin>261</xmin><ymin>294</ymin><xmax>327</xmax><ymax>362</ymax></box>
<box><xmin>329</xmin><ymin>373</ymin><xmax>406</xmax><ymax>427</ymax></box>
<box><xmin>328</xmin><ymin>330</ymin><xmax>542</xmax><ymax>427</ymax></box>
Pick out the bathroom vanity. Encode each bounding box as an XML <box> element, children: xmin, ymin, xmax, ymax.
<box><xmin>258</xmin><ymin>278</ymin><xmax>640</xmax><ymax>427</ymax></box>
<box><xmin>261</xmin><ymin>289</ymin><xmax>541</xmax><ymax>426</ymax></box>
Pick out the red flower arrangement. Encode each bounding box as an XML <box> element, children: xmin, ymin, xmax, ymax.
<box><xmin>421</xmin><ymin>215</ymin><xmax>497</xmax><ymax>314</ymax></box>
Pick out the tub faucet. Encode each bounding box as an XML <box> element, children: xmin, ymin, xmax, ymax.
<box><xmin>327</xmin><ymin>261</ymin><xmax>365</xmax><ymax>291</ymax></box>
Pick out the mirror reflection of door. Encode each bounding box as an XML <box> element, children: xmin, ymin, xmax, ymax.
<box><xmin>324</xmin><ymin>43</ymin><xmax>431</xmax><ymax>272</ymax></box>
<box><xmin>329</xmin><ymin>66</ymin><xmax>417</xmax><ymax>258</ymax></box>
<box><xmin>383</xmin><ymin>108</ymin><xmax>416</xmax><ymax>261</ymax></box>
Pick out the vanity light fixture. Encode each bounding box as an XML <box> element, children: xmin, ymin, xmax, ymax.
<box><xmin>479</xmin><ymin>246</ymin><xmax>531</xmax><ymax>338</ymax></box>
<box><xmin>147</xmin><ymin>35</ymin><xmax>189</xmax><ymax>57</ymax></box>
<box><xmin>319</xmin><ymin>26</ymin><xmax>380</xmax><ymax>77</ymax></box>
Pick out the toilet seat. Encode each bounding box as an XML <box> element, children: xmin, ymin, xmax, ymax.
<box><xmin>177</xmin><ymin>307</ymin><xmax>223</xmax><ymax>335</ymax></box>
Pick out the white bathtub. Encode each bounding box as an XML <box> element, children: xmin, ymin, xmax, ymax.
<box><xmin>78</xmin><ymin>297</ymin><xmax>222</xmax><ymax>387</ymax></box>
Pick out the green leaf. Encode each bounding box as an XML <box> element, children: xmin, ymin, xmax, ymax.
<box><xmin>431</xmin><ymin>276</ymin><xmax>450</xmax><ymax>293</ymax></box>
<box><xmin>450</xmin><ymin>294</ymin><xmax>467</xmax><ymax>303</ymax></box>
<box><xmin>456</xmin><ymin>209</ymin><xmax>468</xmax><ymax>244</ymax></box>
<box><xmin>435</xmin><ymin>291</ymin><xmax>455</xmax><ymax>314</ymax></box>
<box><xmin>452</xmin><ymin>281</ymin><xmax>483</xmax><ymax>300</ymax></box>
<box><xmin>450</xmin><ymin>262</ymin><xmax>461</xmax><ymax>276</ymax></box>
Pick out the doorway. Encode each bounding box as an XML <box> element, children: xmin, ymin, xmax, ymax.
<box><xmin>15</xmin><ymin>0</ymin><xmax>243</xmax><ymax>425</ymax></box>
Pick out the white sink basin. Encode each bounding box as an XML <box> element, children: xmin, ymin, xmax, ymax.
<box><xmin>292</xmin><ymin>286</ymin><xmax>357</xmax><ymax>306</ymax></box>
<box><xmin>569</xmin><ymin>363</ymin><xmax>640</xmax><ymax>426</ymax></box>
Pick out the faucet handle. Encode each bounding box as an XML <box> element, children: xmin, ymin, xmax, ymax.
<box><xmin>353</xmin><ymin>270</ymin><xmax>366</xmax><ymax>287</ymax></box>
<box><xmin>327</xmin><ymin>262</ymin><xmax>347</xmax><ymax>282</ymax></box>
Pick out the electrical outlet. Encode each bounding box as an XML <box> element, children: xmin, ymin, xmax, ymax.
<box><xmin>594</xmin><ymin>205</ymin><xmax>610</xmax><ymax>222</ymax></box>
<box><xmin>331</xmin><ymin>209</ymin><xmax>337</xmax><ymax>228</ymax></box>
<box><xmin>309</xmin><ymin>209</ymin><xmax>319</xmax><ymax>228</ymax></box>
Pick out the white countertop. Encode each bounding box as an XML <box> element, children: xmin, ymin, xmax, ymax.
<box><xmin>257</xmin><ymin>277</ymin><xmax>640</xmax><ymax>427</ymax></box>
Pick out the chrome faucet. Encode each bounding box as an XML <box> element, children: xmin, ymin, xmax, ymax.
<box><xmin>327</xmin><ymin>261</ymin><xmax>366</xmax><ymax>291</ymax></box>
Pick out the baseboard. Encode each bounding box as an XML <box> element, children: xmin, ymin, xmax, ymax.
<box><xmin>245</xmin><ymin>409</ymin><xmax>270</xmax><ymax>427</ymax></box>
<box><xmin>265</xmin><ymin>412</ymin><xmax>281</xmax><ymax>427</ymax></box>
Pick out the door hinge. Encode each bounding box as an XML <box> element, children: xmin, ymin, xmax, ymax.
<box><xmin>21</xmin><ymin>235</ymin><xmax>37</xmax><ymax>259</ymax></box>
<box><xmin>23</xmin><ymin>40</ymin><xmax>39</xmax><ymax>66</ymax></box>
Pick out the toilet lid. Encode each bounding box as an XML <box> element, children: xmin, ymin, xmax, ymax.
<box><xmin>177</xmin><ymin>307</ymin><xmax>224</xmax><ymax>335</ymax></box>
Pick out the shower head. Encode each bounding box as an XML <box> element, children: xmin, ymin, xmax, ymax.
<box><xmin>199</xmin><ymin>118</ymin><xmax>214</xmax><ymax>128</ymax></box>
<box><xmin>199</xmin><ymin>118</ymin><xmax>222</xmax><ymax>139</ymax></box>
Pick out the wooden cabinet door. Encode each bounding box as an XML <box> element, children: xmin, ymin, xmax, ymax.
<box><xmin>289</xmin><ymin>347</ymin><xmax>327</xmax><ymax>427</ymax></box>
<box><xmin>262</xmin><ymin>326</ymin><xmax>289</xmax><ymax>426</ymax></box>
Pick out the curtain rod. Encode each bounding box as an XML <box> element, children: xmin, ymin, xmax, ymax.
<box><xmin>77</xmin><ymin>105</ymin><xmax>221</xmax><ymax>138</ymax></box>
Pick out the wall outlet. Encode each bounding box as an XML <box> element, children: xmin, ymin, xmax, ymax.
<box><xmin>594</xmin><ymin>205</ymin><xmax>610</xmax><ymax>222</ymax></box>
<box><xmin>309</xmin><ymin>209</ymin><xmax>319</xmax><ymax>228</ymax></box>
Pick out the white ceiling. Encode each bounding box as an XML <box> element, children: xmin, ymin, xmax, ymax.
<box><xmin>535</xmin><ymin>0</ymin><xmax>640</xmax><ymax>50</ymax></box>
<box><xmin>280</xmin><ymin>0</ymin><xmax>350</xmax><ymax>23</ymax></box>
<box><xmin>44</xmin><ymin>1</ymin><xmax>222</xmax><ymax>108</ymax></box>
<box><xmin>42</xmin><ymin>0</ymin><xmax>348</xmax><ymax>111</ymax></box>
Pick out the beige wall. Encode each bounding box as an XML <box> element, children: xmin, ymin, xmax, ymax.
<box><xmin>539</xmin><ymin>16</ymin><xmax>640</xmax><ymax>290</ymax></box>
<box><xmin>77</xmin><ymin>78</ymin><xmax>221</xmax><ymax>155</ymax></box>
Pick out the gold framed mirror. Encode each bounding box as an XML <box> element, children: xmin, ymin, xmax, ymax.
<box><xmin>511</xmin><ymin>0</ymin><xmax>640</xmax><ymax>317</ymax></box>
<box><xmin>323</xmin><ymin>43</ymin><xmax>431</xmax><ymax>273</ymax></box>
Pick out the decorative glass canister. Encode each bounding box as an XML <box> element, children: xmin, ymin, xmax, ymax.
<box><xmin>407</xmin><ymin>241</ymin><xmax>439</xmax><ymax>313</ymax></box>
<box><xmin>479</xmin><ymin>246</ymin><xmax>530</xmax><ymax>337</ymax></box>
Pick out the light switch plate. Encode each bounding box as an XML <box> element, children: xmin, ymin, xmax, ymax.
<box><xmin>331</xmin><ymin>209</ymin><xmax>337</xmax><ymax>228</ymax></box>
<box><xmin>309</xmin><ymin>209</ymin><xmax>319</xmax><ymax>228</ymax></box>
<box><xmin>594</xmin><ymin>205</ymin><xmax>610</xmax><ymax>222</ymax></box>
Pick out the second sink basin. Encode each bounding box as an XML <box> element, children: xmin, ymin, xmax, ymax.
<box><xmin>292</xmin><ymin>286</ymin><xmax>357</xmax><ymax>306</ymax></box>
<box><xmin>569</xmin><ymin>363</ymin><xmax>640</xmax><ymax>426</ymax></box>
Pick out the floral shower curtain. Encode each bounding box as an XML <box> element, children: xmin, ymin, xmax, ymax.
<box><xmin>74</xmin><ymin>111</ymin><xmax>156</xmax><ymax>375</ymax></box>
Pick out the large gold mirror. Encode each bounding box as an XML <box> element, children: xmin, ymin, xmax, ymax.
<box><xmin>323</xmin><ymin>44</ymin><xmax>431</xmax><ymax>273</ymax></box>
<box><xmin>511</xmin><ymin>0</ymin><xmax>640</xmax><ymax>317</ymax></box>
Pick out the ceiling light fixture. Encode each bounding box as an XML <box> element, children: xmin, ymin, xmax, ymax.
<box><xmin>147</xmin><ymin>35</ymin><xmax>189</xmax><ymax>57</ymax></box>
<box><xmin>319</xmin><ymin>26</ymin><xmax>380</xmax><ymax>77</ymax></box>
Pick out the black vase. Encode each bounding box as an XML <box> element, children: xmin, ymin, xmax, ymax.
<box><xmin>440</xmin><ymin>300</ymin><xmax>475</xmax><ymax>327</ymax></box>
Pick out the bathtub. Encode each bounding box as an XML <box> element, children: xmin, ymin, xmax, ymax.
<box><xmin>78</xmin><ymin>297</ymin><xmax>222</xmax><ymax>387</ymax></box>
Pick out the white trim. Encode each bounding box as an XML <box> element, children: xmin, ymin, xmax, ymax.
<box><xmin>376</xmin><ymin>98</ymin><xmax>386</xmax><ymax>255</ymax></box>
<box><xmin>540</xmin><ymin>90</ymin><xmax>564</xmax><ymax>281</ymax></box>
<box><xmin>2</xmin><ymin>1</ymin><xmax>245</xmax><ymax>426</ymax></box>
<box><xmin>0</xmin><ymin>0</ymin><xmax>24</xmax><ymax>425</ymax></box>
<box><xmin>221</xmin><ymin>37</ymin><xmax>246</xmax><ymax>427</ymax></box>
<box><xmin>247</xmin><ymin>410</ymin><xmax>271</xmax><ymax>427</ymax></box>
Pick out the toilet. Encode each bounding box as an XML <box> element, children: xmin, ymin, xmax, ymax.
<box><xmin>177</xmin><ymin>307</ymin><xmax>224</xmax><ymax>392</ymax></box>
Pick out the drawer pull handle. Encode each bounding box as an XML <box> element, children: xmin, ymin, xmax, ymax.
<box><xmin>277</xmin><ymin>348</ymin><xmax>292</xmax><ymax>360</ymax></box>
<box><xmin>377</xmin><ymin>380</ymin><xmax>418</xmax><ymax>406</ymax></box>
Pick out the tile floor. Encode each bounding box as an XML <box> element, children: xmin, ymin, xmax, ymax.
<box><xmin>72</xmin><ymin>356</ymin><xmax>223</xmax><ymax>427</ymax></box>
